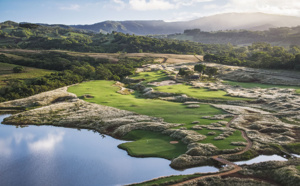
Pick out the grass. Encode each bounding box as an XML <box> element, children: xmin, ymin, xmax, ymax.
<box><xmin>68</xmin><ymin>80</ymin><xmax>226</xmax><ymax>125</ymax></box>
<box><xmin>224</xmin><ymin>80</ymin><xmax>300</xmax><ymax>94</ymax></box>
<box><xmin>198</xmin><ymin>130</ymin><xmax>246</xmax><ymax>149</ymax></box>
<box><xmin>296</xmin><ymin>165</ymin><xmax>300</xmax><ymax>171</ymax></box>
<box><xmin>69</xmin><ymin>80</ymin><xmax>247</xmax><ymax>151</ymax></box>
<box><xmin>131</xmin><ymin>174</ymin><xmax>201</xmax><ymax>186</ymax></box>
<box><xmin>284</xmin><ymin>142</ymin><xmax>300</xmax><ymax>154</ymax></box>
<box><xmin>154</xmin><ymin>84</ymin><xmax>251</xmax><ymax>101</ymax></box>
<box><xmin>130</xmin><ymin>70</ymin><xmax>170</xmax><ymax>83</ymax></box>
<box><xmin>0</xmin><ymin>62</ymin><xmax>54</xmax><ymax>87</ymax></box>
<box><xmin>119</xmin><ymin>130</ymin><xmax>187</xmax><ymax>160</ymax></box>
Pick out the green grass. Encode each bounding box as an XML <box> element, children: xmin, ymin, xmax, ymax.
<box><xmin>198</xmin><ymin>130</ymin><xmax>246</xmax><ymax>149</ymax></box>
<box><xmin>296</xmin><ymin>165</ymin><xmax>300</xmax><ymax>171</ymax></box>
<box><xmin>68</xmin><ymin>80</ymin><xmax>247</xmax><ymax>150</ymax></box>
<box><xmin>0</xmin><ymin>62</ymin><xmax>54</xmax><ymax>87</ymax></box>
<box><xmin>224</xmin><ymin>80</ymin><xmax>300</xmax><ymax>94</ymax></box>
<box><xmin>68</xmin><ymin>80</ymin><xmax>225</xmax><ymax>125</ymax></box>
<box><xmin>154</xmin><ymin>84</ymin><xmax>251</xmax><ymax>101</ymax></box>
<box><xmin>131</xmin><ymin>174</ymin><xmax>201</xmax><ymax>186</ymax></box>
<box><xmin>130</xmin><ymin>70</ymin><xmax>170</xmax><ymax>83</ymax></box>
<box><xmin>284</xmin><ymin>142</ymin><xmax>300</xmax><ymax>154</ymax></box>
<box><xmin>119</xmin><ymin>130</ymin><xmax>187</xmax><ymax>160</ymax></box>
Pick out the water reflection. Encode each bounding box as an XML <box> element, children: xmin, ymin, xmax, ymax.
<box><xmin>28</xmin><ymin>131</ymin><xmax>65</xmax><ymax>152</ymax></box>
<box><xmin>235</xmin><ymin>155</ymin><xmax>287</xmax><ymax>165</ymax></box>
<box><xmin>0</xmin><ymin>115</ymin><xmax>218</xmax><ymax>186</ymax></box>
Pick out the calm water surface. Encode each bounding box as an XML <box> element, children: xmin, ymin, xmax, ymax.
<box><xmin>0</xmin><ymin>114</ymin><xmax>218</xmax><ymax>186</ymax></box>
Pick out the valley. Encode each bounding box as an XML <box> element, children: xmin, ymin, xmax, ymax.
<box><xmin>1</xmin><ymin>51</ymin><xmax>300</xmax><ymax>185</ymax></box>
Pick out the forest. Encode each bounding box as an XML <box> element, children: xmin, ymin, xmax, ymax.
<box><xmin>1</xmin><ymin>21</ymin><xmax>300</xmax><ymax>102</ymax></box>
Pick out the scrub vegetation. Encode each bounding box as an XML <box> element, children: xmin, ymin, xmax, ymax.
<box><xmin>224</xmin><ymin>80</ymin><xmax>300</xmax><ymax>94</ymax></box>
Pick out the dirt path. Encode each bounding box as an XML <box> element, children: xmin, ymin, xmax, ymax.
<box><xmin>171</xmin><ymin>115</ymin><xmax>253</xmax><ymax>186</ymax></box>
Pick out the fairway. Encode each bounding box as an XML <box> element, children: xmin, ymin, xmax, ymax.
<box><xmin>130</xmin><ymin>70</ymin><xmax>170</xmax><ymax>83</ymax></box>
<box><xmin>68</xmin><ymin>80</ymin><xmax>247</xmax><ymax>153</ymax></box>
<box><xmin>0</xmin><ymin>62</ymin><xmax>54</xmax><ymax>87</ymax></box>
<box><xmin>68</xmin><ymin>80</ymin><xmax>225</xmax><ymax>125</ymax></box>
<box><xmin>154</xmin><ymin>84</ymin><xmax>251</xmax><ymax>101</ymax></box>
<box><xmin>224</xmin><ymin>80</ymin><xmax>300</xmax><ymax>94</ymax></box>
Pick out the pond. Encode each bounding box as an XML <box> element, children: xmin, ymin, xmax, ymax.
<box><xmin>0</xmin><ymin>114</ymin><xmax>218</xmax><ymax>186</ymax></box>
<box><xmin>235</xmin><ymin>155</ymin><xmax>287</xmax><ymax>165</ymax></box>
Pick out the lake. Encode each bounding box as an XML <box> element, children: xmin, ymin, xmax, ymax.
<box><xmin>0</xmin><ymin>114</ymin><xmax>218</xmax><ymax>186</ymax></box>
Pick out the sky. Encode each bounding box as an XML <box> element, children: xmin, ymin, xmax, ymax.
<box><xmin>1</xmin><ymin>0</ymin><xmax>300</xmax><ymax>24</ymax></box>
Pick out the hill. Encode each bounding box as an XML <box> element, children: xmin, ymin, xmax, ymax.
<box><xmin>70</xmin><ymin>13</ymin><xmax>300</xmax><ymax>35</ymax></box>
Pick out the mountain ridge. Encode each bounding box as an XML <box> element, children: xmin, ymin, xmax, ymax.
<box><xmin>70</xmin><ymin>12</ymin><xmax>300</xmax><ymax>35</ymax></box>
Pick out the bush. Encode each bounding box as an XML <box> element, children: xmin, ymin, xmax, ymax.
<box><xmin>13</xmin><ymin>66</ymin><xmax>25</xmax><ymax>73</ymax></box>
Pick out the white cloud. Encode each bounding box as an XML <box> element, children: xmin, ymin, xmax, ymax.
<box><xmin>59</xmin><ymin>4</ymin><xmax>80</xmax><ymax>11</ymax></box>
<box><xmin>204</xmin><ymin>0</ymin><xmax>300</xmax><ymax>17</ymax></box>
<box><xmin>28</xmin><ymin>131</ymin><xmax>65</xmax><ymax>152</ymax></box>
<box><xmin>173</xmin><ymin>0</ymin><xmax>213</xmax><ymax>7</ymax></box>
<box><xmin>129</xmin><ymin>0</ymin><xmax>175</xmax><ymax>10</ymax></box>
<box><xmin>110</xmin><ymin>0</ymin><xmax>126</xmax><ymax>10</ymax></box>
<box><xmin>0</xmin><ymin>138</ymin><xmax>12</xmax><ymax>156</ymax></box>
<box><xmin>14</xmin><ymin>133</ymin><xmax>34</xmax><ymax>145</ymax></box>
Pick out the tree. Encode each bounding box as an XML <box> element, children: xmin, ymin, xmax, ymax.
<box><xmin>295</xmin><ymin>54</ymin><xmax>300</xmax><ymax>70</ymax></box>
<box><xmin>194</xmin><ymin>64</ymin><xmax>206</xmax><ymax>79</ymax></box>
<box><xmin>178</xmin><ymin>68</ymin><xmax>194</xmax><ymax>78</ymax></box>
<box><xmin>206</xmin><ymin>67</ymin><xmax>218</xmax><ymax>78</ymax></box>
<box><xmin>13</xmin><ymin>66</ymin><xmax>24</xmax><ymax>73</ymax></box>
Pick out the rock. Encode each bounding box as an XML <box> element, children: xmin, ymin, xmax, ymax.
<box><xmin>191</xmin><ymin>121</ymin><xmax>200</xmax><ymax>124</ymax></box>
<box><xmin>230</xmin><ymin>141</ymin><xmax>247</xmax><ymax>146</ymax></box>
<box><xmin>191</xmin><ymin>125</ymin><xmax>202</xmax><ymax>130</ymax></box>
<box><xmin>187</xmin><ymin>104</ymin><xmax>200</xmax><ymax>108</ymax></box>
<box><xmin>184</xmin><ymin>101</ymin><xmax>200</xmax><ymax>105</ymax></box>
<box><xmin>214</xmin><ymin>136</ymin><xmax>225</xmax><ymax>140</ymax></box>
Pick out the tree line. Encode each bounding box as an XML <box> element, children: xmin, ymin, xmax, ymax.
<box><xmin>0</xmin><ymin>52</ymin><xmax>151</xmax><ymax>102</ymax></box>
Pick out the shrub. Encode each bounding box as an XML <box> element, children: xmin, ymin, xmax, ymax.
<box><xmin>13</xmin><ymin>66</ymin><xmax>25</xmax><ymax>73</ymax></box>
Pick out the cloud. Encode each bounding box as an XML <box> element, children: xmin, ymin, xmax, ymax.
<box><xmin>14</xmin><ymin>133</ymin><xmax>34</xmax><ymax>145</ymax></box>
<box><xmin>129</xmin><ymin>0</ymin><xmax>175</xmax><ymax>10</ymax></box>
<box><xmin>28</xmin><ymin>131</ymin><xmax>65</xmax><ymax>152</ymax></box>
<box><xmin>109</xmin><ymin>0</ymin><xmax>126</xmax><ymax>10</ymax></box>
<box><xmin>0</xmin><ymin>138</ymin><xmax>12</xmax><ymax>156</ymax></box>
<box><xmin>59</xmin><ymin>4</ymin><xmax>80</xmax><ymax>11</ymax></box>
<box><xmin>203</xmin><ymin>0</ymin><xmax>300</xmax><ymax>17</ymax></box>
<box><xmin>129</xmin><ymin>0</ymin><xmax>214</xmax><ymax>11</ymax></box>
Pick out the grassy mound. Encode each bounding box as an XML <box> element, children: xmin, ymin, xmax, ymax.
<box><xmin>119</xmin><ymin>130</ymin><xmax>187</xmax><ymax>160</ymax></box>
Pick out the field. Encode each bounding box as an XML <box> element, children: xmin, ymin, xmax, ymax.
<box><xmin>224</xmin><ymin>80</ymin><xmax>300</xmax><ymax>94</ymax></box>
<box><xmin>154</xmin><ymin>84</ymin><xmax>251</xmax><ymax>101</ymax></box>
<box><xmin>0</xmin><ymin>62</ymin><xmax>54</xmax><ymax>87</ymax></box>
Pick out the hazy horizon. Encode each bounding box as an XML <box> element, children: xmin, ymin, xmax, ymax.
<box><xmin>1</xmin><ymin>0</ymin><xmax>300</xmax><ymax>25</ymax></box>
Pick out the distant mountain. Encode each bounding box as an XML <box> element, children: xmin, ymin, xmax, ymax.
<box><xmin>71</xmin><ymin>13</ymin><xmax>300</xmax><ymax>35</ymax></box>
